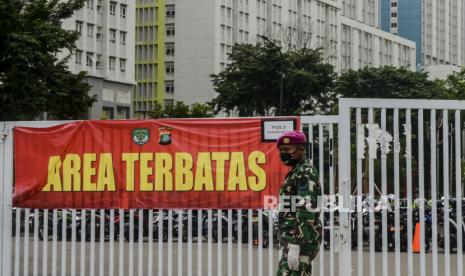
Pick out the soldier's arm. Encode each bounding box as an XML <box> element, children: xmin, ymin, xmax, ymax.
<box><xmin>293</xmin><ymin>166</ymin><xmax>320</xmax><ymax>243</ymax></box>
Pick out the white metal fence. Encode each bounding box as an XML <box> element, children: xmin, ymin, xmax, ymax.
<box><xmin>2</xmin><ymin>99</ymin><xmax>465</xmax><ymax>276</ymax></box>
<box><xmin>339</xmin><ymin>98</ymin><xmax>465</xmax><ymax>276</ymax></box>
<box><xmin>0</xmin><ymin>118</ymin><xmax>338</xmax><ymax>276</ymax></box>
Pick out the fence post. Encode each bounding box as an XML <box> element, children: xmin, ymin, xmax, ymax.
<box><xmin>1</xmin><ymin>122</ymin><xmax>14</xmax><ymax>276</ymax></box>
<box><xmin>338</xmin><ymin>99</ymin><xmax>352</xmax><ymax>276</ymax></box>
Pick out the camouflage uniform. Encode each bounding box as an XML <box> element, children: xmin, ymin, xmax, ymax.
<box><xmin>277</xmin><ymin>158</ymin><xmax>322</xmax><ymax>276</ymax></box>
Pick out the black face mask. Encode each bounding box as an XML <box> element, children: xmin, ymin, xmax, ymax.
<box><xmin>279</xmin><ymin>149</ymin><xmax>298</xmax><ymax>166</ymax></box>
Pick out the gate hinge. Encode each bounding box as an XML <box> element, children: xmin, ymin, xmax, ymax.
<box><xmin>1</xmin><ymin>129</ymin><xmax>9</xmax><ymax>143</ymax></box>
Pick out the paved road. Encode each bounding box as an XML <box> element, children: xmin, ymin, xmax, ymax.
<box><xmin>10</xmin><ymin>238</ymin><xmax>465</xmax><ymax>275</ymax></box>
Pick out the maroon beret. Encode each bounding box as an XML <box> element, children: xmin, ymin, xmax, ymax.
<box><xmin>276</xmin><ymin>130</ymin><xmax>307</xmax><ymax>147</ymax></box>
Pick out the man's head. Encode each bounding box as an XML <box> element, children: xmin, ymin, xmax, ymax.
<box><xmin>276</xmin><ymin>130</ymin><xmax>307</xmax><ymax>166</ymax></box>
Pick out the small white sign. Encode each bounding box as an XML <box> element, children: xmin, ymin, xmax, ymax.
<box><xmin>262</xmin><ymin>119</ymin><xmax>296</xmax><ymax>141</ymax></box>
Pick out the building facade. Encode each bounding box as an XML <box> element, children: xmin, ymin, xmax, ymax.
<box><xmin>339</xmin><ymin>16</ymin><xmax>415</xmax><ymax>71</ymax></box>
<box><xmin>341</xmin><ymin>0</ymin><xmax>379</xmax><ymax>27</ymax></box>
<box><xmin>62</xmin><ymin>0</ymin><xmax>135</xmax><ymax>119</ymax></box>
<box><xmin>380</xmin><ymin>0</ymin><xmax>465</xmax><ymax>68</ymax></box>
<box><xmin>134</xmin><ymin>0</ymin><xmax>416</xmax><ymax>109</ymax></box>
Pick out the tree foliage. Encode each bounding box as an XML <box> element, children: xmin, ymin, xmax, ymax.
<box><xmin>334</xmin><ymin>66</ymin><xmax>447</xmax><ymax>99</ymax></box>
<box><xmin>437</xmin><ymin>68</ymin><xmax>465</xmax><ymax>100</ymax></box>
<box><xmin>210</xmin><ymin>40</ymin><xmax>336</xmax><ymax>116</ymax></box>
<box><xmin>0</xmin><ymin>0</ymin><xmax>95</xmax><ymax>121</ymax></box>
<box><xmin>141</xmin><ymin>102</ymin><xmax>213</xmax><ymax>119</ymax></box>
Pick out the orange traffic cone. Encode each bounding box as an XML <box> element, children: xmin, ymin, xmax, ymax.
<box><xmin>412</xmin><ymin>223</ymin><xmax>421</xmax><ymax>253</ymax></box>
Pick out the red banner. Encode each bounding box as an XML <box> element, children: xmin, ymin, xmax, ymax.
<box><xmin>13</xmin><ymin>118</ymin><xmax>298</xmax><ymax>209</ymax></box>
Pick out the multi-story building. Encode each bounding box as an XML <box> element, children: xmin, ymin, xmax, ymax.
<box><xmin>62</xmin><ymin>0</ymin><xmax>135</xmax><ymax>119</ymax></box>
<box><xmin>339</xmin><ymin>16</ymin><xmax>415</xmax><ymax>71</ymax></box>
<box><xmin>134</xmin><ymin>1</ymin><xmax>168</xmax><ymax>114</ymax></box>
<box><xmin>341</xmin><ymin>0</ymin><xmax>379</xmax><ymax>27</ymax></box>
<box><xmin>380</xmin><ymin>0</ymin><xmax>465</xmax><ymax>69</ymax></box>
<box><xmin>134</xmin><ymin>0</ymin><xmax>416</xmax><ymax>110</ymax></box>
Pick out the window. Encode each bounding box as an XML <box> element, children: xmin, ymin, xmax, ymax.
<box><xmin>120</xmin><ymin>4</ymin><xmax>127</xmax><ymax>18</ymax></box>
<box><xmin>109</xmin><ymin>57</ymin><xmax>116</xmax><ymax>70</ymax></box>
<box><xmin>165</xmin><ymin>43</ymin><xmax>175</xmax><ymax>55</ymax></box>
<box><xmin>165</xmin><ymin>81</ymin><xmax>174</xmax><ymax>93</ymax></box>
<box><xmin>120</xmin><ymin>31</ymin><xmax>126</xmax><ymax>45</ymax></box>
<box><xmin>166</xmin><ymin>5</ymin><xmax>175</xmax><ymax>18</ymax></box>
<box><xmin>391</xmin><ymin>22</ymin><xmax>397</xmax><ymax>28</ymax></box>
<box><xmin>165</xmin><ymin>62</ymin><xmax>174</xmax><ymax>75</ymax></box>
<box><xmin>110</xmin><ymin>1</ymin><xmax>116</xmax><ymax>16</ymax></box>
<box><xmin>391</xmin><ymin>2</ymin><xmax>397</xmax><ymax>7</ymax></box>
<box><xmin>97</xmin><ymin>0</ymin><xmax>103</xmax><ymax>13</ymax></box>
<box><xmin>86</xmin><ymin>52</ymin><xmax>93</xmax><ymax>67</ymax></box>
<box><xmin>166</xmin><ymin>24</ymin><xmax>175</xmax><ymax>36</ymax></box>
<box><xmin>96</xmin><ymin>54</ymin><xmax>103</xmax><ymax>69</ymax></box>
<box><xmin>75</xmin><ymin>50</ymin><xmax>82</xmax><ymax>64</ymax></box>
<box><xmin>96</xmin><ymin>26</ymin><xmax>103</xmax><ymax>40</ymax></box>
<box><xmin>116</xmin><ymin>106</ymin><xmax>130</xmax><ymax>119</ymax></box>
<box><xmin>120</xmin><ymin>59</ymin><xmax>126</xmax><ymax>72</ymax></box>
<box><xmin>110</xmin><ymin>29</ymin><xmax>116</xmax><ymax>43</ymax></box>
<box><xmin>87</xmin><ymin>0</ymin><xmax>93</xmax><ymax>10</ymax></box>
<box><xmin>391</xmin><ymin>12</ymin><xmax>397</xmax><ymax>18</ymax></box>
<box><xmin>102</xmin><ymin>107</ymin><xmax>114</xmax><ymax>119</ymax></box>
<box><xmin>87</xmin><ymin>24</ymin><xmax>94</xmax><ymax>38</ymax></box>
<box><xmin>76</xmin><ymin>21</ymin><xmax>83</xmax><ymax>34</ymax></box>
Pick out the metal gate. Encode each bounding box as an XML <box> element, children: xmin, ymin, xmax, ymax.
<box><xmin>338</xmin><ymin>98</ymin><xmax>465</xmax><ymax>276</ymax></box>
<box><xmin>0</xmin><ymin>117</ymin><xmax>338</xmax><ymax>276</ymax></box>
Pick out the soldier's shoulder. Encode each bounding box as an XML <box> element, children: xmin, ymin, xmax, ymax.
<box><xmin>298</xmin><ymin>160</ymin><xmax>318</xmax><ymax>178</ymax></box>
<box><xmin>299</xmin><ymin>159</ymin><xmax>315</xmax><ymax>171</ymax></box>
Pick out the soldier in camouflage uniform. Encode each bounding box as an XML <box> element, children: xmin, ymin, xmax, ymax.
<box><xmin>276</xmin><ymin>130</ymin><xmax>322</xmax><ymax>276</ymax></box>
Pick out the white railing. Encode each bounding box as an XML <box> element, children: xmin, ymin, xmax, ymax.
<box><xmin>339</xmin><ymin>98</ymin><xmax>465</xmax><ymax>276</ymax></box>
<box><xmin>2</xmin><ymin>98</ymin><xmax>464</xmax><ymax>276</ymax></box>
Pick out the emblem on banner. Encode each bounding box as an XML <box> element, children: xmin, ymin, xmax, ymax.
<box><xmin>132</xmin><ymin>128</ymin><xmax>150</xmax><ymax>146</ymax></box>
<box><xmin>158</xmin><ymin>127</ymin><xmax>173</xmax><ymax>145</ymax></box>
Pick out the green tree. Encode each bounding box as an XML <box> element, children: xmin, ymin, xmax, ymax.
<box><xmin>335</xmin><ymin>66</ymin><xmax>445</xmax><ymax>99</ymax></box>
<box><xmin>164</xmin><ymin>101</ymin><xmax>190</xmax><ymax>118</ymax></box>
<box><xmin>0</xmin><ymin>0</ymin><xmax>95</xmax><ymax>121</ymax></box>
<box><xmin>210</xmin><ymin>40</ymin><xmax>336</xmax><ymax>117</ymax></box>
<box><xmin>438</xmin><ymin>68</ymin><xmax>465</xmax><ymax>99</ymax></box>
<box><xmin>143</xmin><ymin>102</ymin><xmax>213</xmax><ymax>119</ymax></box>
<box><xmin>190</xmin><ymin>103</ymin><xmax>214</xmax><ymax>118</ymax></box>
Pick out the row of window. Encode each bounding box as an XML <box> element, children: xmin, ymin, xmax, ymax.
<box><xmin>76</xmin><ymin>21</ymin><xmax>126</xmax><ymax>45</ymax></box>
<box><xmin>135</xmin><ymin>43</ymin><xmax>174</xmax><ymax>62</ymax></box>
<box><xmin>86</xmin><ymin>0</ymin><xmax>127</xmax><ymax>18</ymax></box>
<box><xmin>136</xmin><ymin>4</ymin><xmax>174</xmax><ymax>23</ymax></box>
<box><xmin>75</xmin><ymin>51</ymin><xmax>126</xmax><ymax>72</ymax></box>
<box><xmin>134</xmin><ymin>82</ymin><xmax>174</xmax><ymax>106</ymax></box>
<box><xmin>102</xmin><ymin>106</ymin><xmax>130</xmax><ymax>120</ymax></box>
<box><xmin>135</xmin><ymin>63</ymin><xmax>175</xmax><ymax>80</ymax></box>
